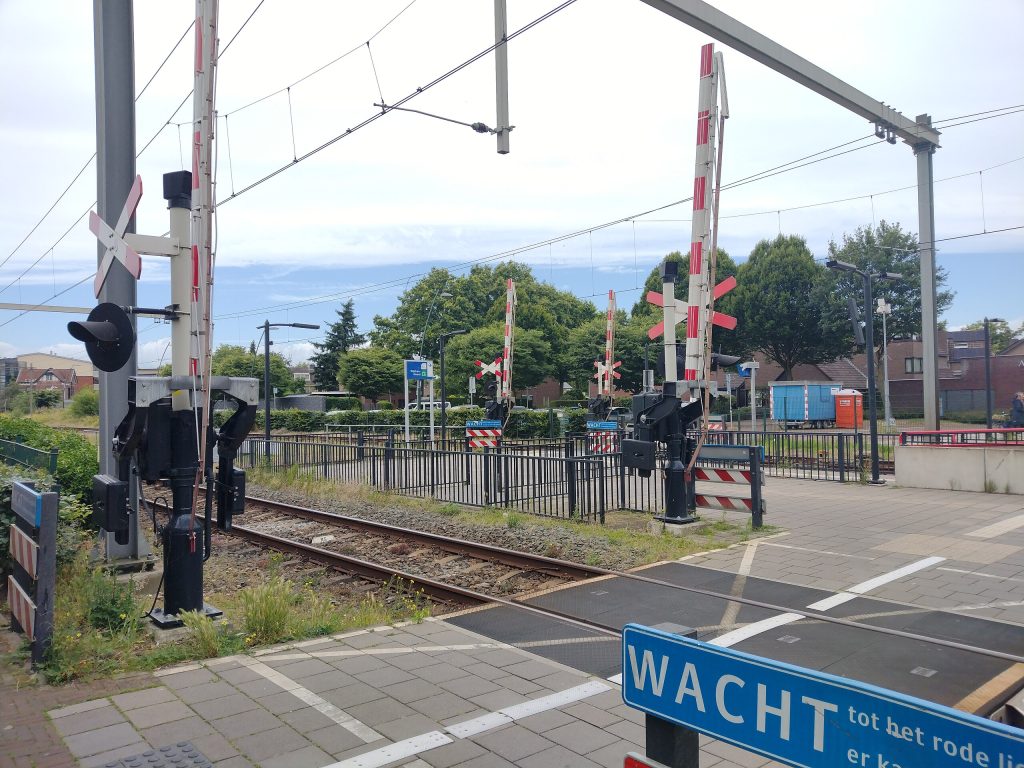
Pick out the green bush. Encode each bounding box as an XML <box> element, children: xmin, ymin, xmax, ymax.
<box><xmin>34</xmin><ymin>390</ymin><xmax>61</xmax><ymax>408</ymax></box>
<box><xmin>69</xmin><ymin>388</ymin><xmax>100</xmax><ymax>417</ymax></box>
<box><xmin>326</xmin><ymin>396</ymin><xmax>362</xmax><ymax>411</ymax></box>
<box><xmin>564</xmin><ymin>408</ymin><xmax>588</xmax><ymax>434</ymax></box>
<box><xmin>0</xmin><ymin>416</ymin><xmax>98</xmax><ymax>502</ymax></box>
<box><xmin>376</xmin><ymin>401</ymin><xmax>396</xmax><ymax>410</ymax></box>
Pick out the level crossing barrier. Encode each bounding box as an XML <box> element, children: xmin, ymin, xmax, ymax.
<box><xmin>6</xmin><ymin>481</ymin><xmax>57</xmax><ymax>666</ymax></box>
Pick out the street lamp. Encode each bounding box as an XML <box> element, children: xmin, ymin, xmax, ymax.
<box><xmin>984</xmin><ymin>317</ymin><xmax>1006</xmax><ymax>429</ymax></box>
<box><xmin>417</xmin><ymin>290</ymin><xmax>453</xmax><ymax>406</ymax></box>
<box><xmin>438</xmin><ymin>329</ymin><xmax>468</xmax><ymax>448</ymax></box>
<box><xmin>876</xmin><ymin>298</ymin><xmax>894</xmax><ymax>427</ymax></box>
<box><xmin>826</xmin><ymin>260</ymin><xmax>903</xmax><ymax>483</ymax></box>
<box><xmin>260</xmin><ymin>320</ymin><xmax>320</xmax><ymax>458</ymax></box>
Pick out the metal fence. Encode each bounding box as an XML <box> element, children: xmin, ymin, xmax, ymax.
<box><xmin>0</xmin><ymin>438</ymin><xmax>58</xmax><ymax>474</ymax></box>
<box><xmin>235</xmin><ymin>427</ymin><xmax>899</xmax><ymax>525</ymax></box>
<box><xmin>237</xmin><ymin>435</ymin><xmax>607</xmax><ymax>523</ymax></box>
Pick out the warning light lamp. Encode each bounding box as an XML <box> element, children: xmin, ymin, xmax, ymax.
<box><xmin>67</xmin><ymin>302</ymin><xmax>135</xmax><ymax>372</ymax></box>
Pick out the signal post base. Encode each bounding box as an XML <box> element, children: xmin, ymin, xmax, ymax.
<box><xmin>148</xmin><ymin>603</ymin><xmax>223</xmax><ymax>631</ymax></box>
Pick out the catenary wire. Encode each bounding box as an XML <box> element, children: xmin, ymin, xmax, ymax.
<box><xmin>0</xmin><ymin>17</ymin><xmax>198</xmax><ymax>273</ymax></box>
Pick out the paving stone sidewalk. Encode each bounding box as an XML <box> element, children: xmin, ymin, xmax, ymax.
<box><xmin>4</xmin><ymin>618</ymin><xmax>791</xmax><ymax>768</ymax></box>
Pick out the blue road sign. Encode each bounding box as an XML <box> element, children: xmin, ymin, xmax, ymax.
<box><xmin>586</xmin><ymin>421</ymin><xmax>618</xmax><ymax>430</ymax></box>
<box><xmin>12</xmin><ymin>481</ymin><xmax>43</xmax><ymax>527</ymax></box>
<box><xmin>622</xmin><ymin>624</ymin><xmax>1024</xmax><ymax>768</ymax></box>
<box><xmin>405</xmin><ymin>360</ymin><xmax>433</xmax><ymax>380</ymax></box>
<box><xmin>467</xmin><ymin>420</ymin><xmax>502</xmax><ymax>428</ymax></box>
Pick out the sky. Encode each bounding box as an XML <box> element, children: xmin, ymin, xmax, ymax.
<box><xmin>1</xmin><ymin>0</ymin><xmax>1022</xmax><ymax>370</ymax></box>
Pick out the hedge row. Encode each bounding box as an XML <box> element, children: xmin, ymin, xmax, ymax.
<box><xmin>0</xmin><ymin>416</ymin><xmax>98</xmax><ymax>503</ymax></box>
<box><xmin>213</xmin><ymin>407</ymin><xmax>591</xmax><ymax>438</ymax></box>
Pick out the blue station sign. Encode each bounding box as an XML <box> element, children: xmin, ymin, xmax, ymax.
<box><xmin>622</xmin><ymin>624</ymin><xmax>1024</xmax><ymax>768</ymax></box>
<box><xmin>404</xmin><ymin>360</ymin><xmax>433</xmax><ymax>381</ymax></box>
<box><xmin>586</xmin><ymin>421</ymin><xmax>618</xmax><ymax>430</ymax></box>
<box><xmin>466</xmin><ymin>420</ymin><xmax>502</xmax><ymax>429</ymax></box>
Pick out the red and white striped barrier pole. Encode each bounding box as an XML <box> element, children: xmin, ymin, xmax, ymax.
<box><xmin>500</xmin><ymin>279</ymin><xmax>516</xmax><ymax>408</ymax></box>
<box><xmin>683</xmin><ymin>43</ymin><xmax>719</xmax><ymax>386</ymax></box>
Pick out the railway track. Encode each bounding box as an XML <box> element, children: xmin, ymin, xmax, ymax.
<box><xmin>152</xmin><ymin>493</ymin><xmax>605</xmax><ymax>606</ymax></box>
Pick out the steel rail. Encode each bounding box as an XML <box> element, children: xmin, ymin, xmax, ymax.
<box><xmin>241</xmin><ymin>493</ymin><xmax>604</xmax><ymax>581</ymax></box>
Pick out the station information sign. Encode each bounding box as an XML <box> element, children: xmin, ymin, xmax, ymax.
<box><xmin>405</xmin><ymin>360</ymin><xmax>434</xmax><ymax>381</ymax></box>
<box><xmin>622</xmin><ymin>624</ymin><xmax>1024</xmax><ymax>768</ymax></box>
<box><xmin>466</xmin><ymin>420</ymin><xmax>502</xmax><ymax>429</ymax></box>
<box><xmin>587</xmin><ymin>421</ymin><xmax>619</xmax><ymax>430</ymax></box>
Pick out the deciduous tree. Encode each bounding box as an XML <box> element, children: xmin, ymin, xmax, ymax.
<box><xmin>337</xmin><ymin>347</ymin><xmax>403</xmax><ymax>405</ymax></box>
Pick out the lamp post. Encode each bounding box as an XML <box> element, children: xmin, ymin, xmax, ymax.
<box><xmin>876</xmin><ymin>298</ymin><xmax>894</xmax><ymax>427</ymax></box>
<box><xmin>827</xmin><ymin>260</ymin><xmax>902</xmax><ymax>483</ymax></box>
<box><xmin>438</xmin><ymin>329</ymin><xmax>468</xmax><ymax>448</ymax></box>
<box><xmin>984</xmin><ymin>317</ymin><xmax>1005</xmax><ymax>429</ymax></box>
<box><xmin>417</xmin><ymin>290</ymin><xmax>453</xmax><ymax>405</ymax></box>
<box><xmin>261</xmin><ymin>320</ymin><xmax>320</xmax><ymax>458</ymax></box>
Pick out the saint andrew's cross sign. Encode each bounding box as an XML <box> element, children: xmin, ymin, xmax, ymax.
<box><xmin>90</xmin><ymin>174</ymin><xmax>143</xmax><ymax>297</ymax></box>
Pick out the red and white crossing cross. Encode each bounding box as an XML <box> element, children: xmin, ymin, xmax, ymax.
<box><xmin>593</xmin><ymin>359</ymin><xmax>622</xmax><ymax>385</ymax></box>
<box><xmin>90</xmin><ymin>174</ymin><xmax>143</xmax><ymax>298</ymax></box>
<box><xmin>474</xmin><ymin>355</ymin><xmax>503</xmax><ymax>379</ymax></box>
<box><xmin>644</xmin><ymin>275</ymin><xmax>737</xmax><ymax>340</ymax></box>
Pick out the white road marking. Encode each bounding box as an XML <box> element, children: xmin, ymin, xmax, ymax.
<box><xmin>607</xmin><ymin>673</ymin><xmax>623</xmax><ymax>685</ymax></box>
<box><xmin>447</xmin><ymin>680</ymin><xmax>610</xmax><ymax>738</ymax></box>
<box><xmin>951</xmin><ymin>600</ymin><xmax>1024</xmax><ymax>611</ymax></box>
<box><xmin>761</xmin><ymin>541</ymin><xmax>876</xmax><ymax>560</ymax></box>
<box><xmin>324</xmin><ymin>731</ymin><xmax>452</xmax><ymax>768</ymax></box>
<box><xmin>806</xmin><ymin>592</ymin><xmax>857</xmax><ymax>611</ymax></box>
<box><xmin>708</xmin><ymin>612</ymin><xmax>805</xmax><ymax>647</ymax></box>
<box><xmin>235</xmin><ymin>656</ymin><xmax>382</xmax><ymax>743</ymax></box>
<box><xmin>940</xmin><ymin>566</ymin><xmax>1024</xmax><ymax>584</ymax></box>
<box><xmin>707</xmin><ymin>556</ymin><xmax>946</xmax><ymax>646</ymax></box>
<box><xmin>720</xmin><ymin>542</ymin><xmax>760</xmax><ymax>630</ymax></box>
<box><xmin>847</xmin><ymin>556</ymin><xmax>945</xmax><ymax>594</ymax></box>
<box><xmin>966</xmin><ymin>514</ymin><xmax>1024</xmax><ymax>540</ymax></box>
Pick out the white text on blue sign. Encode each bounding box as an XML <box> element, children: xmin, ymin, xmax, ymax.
<box><xmin>622</xmin><ymin>624</ymin><xmax>1024</xmax><ymax>768</ymax></box>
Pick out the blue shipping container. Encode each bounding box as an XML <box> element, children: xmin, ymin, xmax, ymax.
<box><xmin>769</xmin><ymin>381</ymin><xmax>840</xmax><ymax>424</ymax></box>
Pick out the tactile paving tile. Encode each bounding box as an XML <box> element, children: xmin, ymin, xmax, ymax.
<box><xmin>102</xmin><ymin>741</ymin><xmax>212</xmax><ymax>768</ymax></box>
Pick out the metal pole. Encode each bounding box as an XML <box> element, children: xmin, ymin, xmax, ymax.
<box><xmin>493</xmin><ymin>0</ymin><xmax>510</xmax><ymax>154</ymax></box>
<box><xmin>263</xmin><ymin>320</ymin><xmax>271</xmax><ymax>457</ymax></box>
<box><xmin>863</xmin><ymin>274</ymin><xmax>880</xmax><ymax>483</ymax></box>
<box><xmin>750</xmin><ymin>364</ymin><xmax>757</xmax><ymax>427</ymax></box>
<box><xmin>984</xmin><ymin>318</ymin><xmax>993</xmax><ymax>429</ymax></box>
<box><xmin>881</xmin><ymin>307</ymin><xmax>893</xmax><ymax>425</ymax></box>
<box><xmin>94</xmin><ymin>0</ymin><xmax>146</xmax><ymax>560</ymax></box>
<box><xmin>440</xmin><ymin>337</ymin><xmax>447</xmax><ymax>448</ymax></box>
<box><xmin>914</xmin><ymin>117</ymin><xmax>940</xmax><ymax>430</ymax></box>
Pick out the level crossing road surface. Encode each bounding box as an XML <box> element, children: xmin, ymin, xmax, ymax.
<box><xmin>22</xmin><ymin>478</ymin><xmax>1024</xmax><ymax>768</ymax></box>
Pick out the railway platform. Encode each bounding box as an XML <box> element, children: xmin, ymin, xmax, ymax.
<box><xmin>8</xmin><ymin>477</ymin><xmax>1024</xmax><ymax>767</ymax></box>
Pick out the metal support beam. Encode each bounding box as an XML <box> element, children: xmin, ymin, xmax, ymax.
<box><xmin>638</xmin><ymin>0</ymin><xmax>940</xmax><ymax>147</ymax></box>
<box><xmin>94</xmin><ymin>0</ymin><xmax>149</xmax><ymax>560</ymax></box>
<box><xmin>915</xmin><ymin>116</ymin><xmax>940</xmax><ymax>429</ymax></box>
<box><xmin>638</xmin><ymin>0</ymin><xmax>942</xmax><ymax>426</ymax></box>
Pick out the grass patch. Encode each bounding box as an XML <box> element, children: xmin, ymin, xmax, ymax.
<box><xmin>37</xmin><ymin>543</ymin><xmax>432</xmax><ymax>684</ymax></box>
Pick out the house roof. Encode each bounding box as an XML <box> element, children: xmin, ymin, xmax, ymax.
<box><xmin>17</xmin><ymin>367</ymin><xmax>77</xmax><ymax>385</ymax></box>
<box><xmin>999</xmin><ymin>338</ymin><xmax>1024</xmax><ymax>356</ymax></box>
<box><xmin>815</xmin><ymin>358</ymin><xmax>867</xmax><ymax>388</ymax></box>
<box><xmin>948</xmin><ymin>329</ymin><xmax>986</xmax><ymax>344</ymax></box>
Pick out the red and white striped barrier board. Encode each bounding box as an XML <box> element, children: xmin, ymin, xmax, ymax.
<box><xmin>707</xmin><ymin>422</ymin><xmax>724</xmax><ymax>431</ymax></box>
<box><xmin>587</xmin><ymin>431</ymin><xmax>620</xmax><ymax>455</ymax></box>
<box><xmin>9</xmin><ymin>525</ymin><xmax>38</xmax><ymax>579</ymax></box>
<box><xmin>467</xmin><ymin>420</ymin><xmax>503</xmax><ymax>448</ymax></box>
<box><xmin>694</xmin><ymin>494</ymin><xmax>756</xmax><ymax>514</ymax></box>
<box><xmin>694</xmin><ymin>467</ymin><xmax>753</xmax><ymax>484</ymax></box>
<box><xmin>7</xmin><ymin>576</ymin><xmax>35</xmax><ymax>641</ymax></box>
<box><xmin>467</xmin><ymin>429</ymin><xmax>501</xmax><ymax>448</ymax></box>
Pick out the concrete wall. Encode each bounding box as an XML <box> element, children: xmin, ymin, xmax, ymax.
<box><xmin>896</xmin><ymin>445</ymin><xmax>1024</xmax><ymax>494</ymax></box>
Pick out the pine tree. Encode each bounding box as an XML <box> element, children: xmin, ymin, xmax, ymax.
<box><xmin>310</xmin><ymin>299</ymin><xmax>366</xmax><ymax>391</ymax></box>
